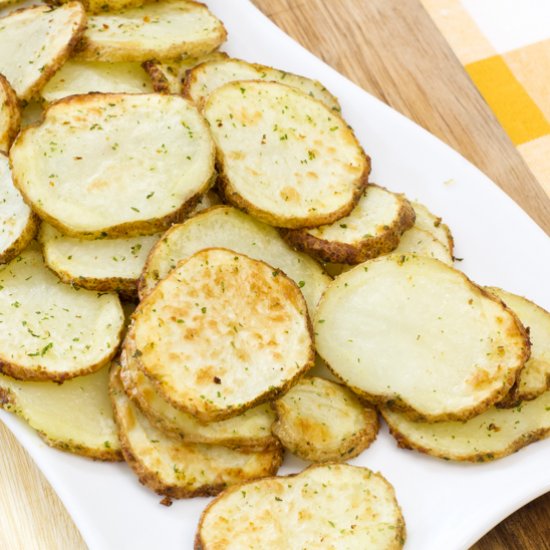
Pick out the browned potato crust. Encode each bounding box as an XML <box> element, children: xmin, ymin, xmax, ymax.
<box><xmin>281</xmin><ymin>184</ymin><xmax>416</xmax><ymax>264</ymax></box>
<box><xmin>0</xmin><ymin>75</ymin><xmax>20</xmax><ymax>153</ymax></box>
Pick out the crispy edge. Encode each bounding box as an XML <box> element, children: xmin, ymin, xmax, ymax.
<box><xmin>119</xmin><ymin>354</ymin><xmax>278</xmax><ymax>450</ymax></box>
<box><xmin>182</xmin><ymin>56</ymin><xmax>340</xmax><ymax>112</ymax></box>
<box><xmin>0</xmin><ymin>385</ymin><xmax>122</xmax><ymax>461</ymax></box>
<box><xmin>209</xmin><ymin>81</ymin><xmax>370</xmax><ymax>229</ymax></box>
<box><xmin>317</xmin><ymin>257</ymin><xmax>532</xmax><ymax>422</ymax></box>
<box><xmin>280</xmin><ymin>185</ymin><xmax>416</xmax><ymax>264</ymax></box>
<box><xmin>76</xmin><ymin>1</ymin><xmax>227</xmax><ymax>63</ymax></box>
<box><xmin>47</xmin><ymin>0</ymin><xmax>147</xmax><ymax>15</ymax></box>
<box><xmin>110</xmin><ymin>365</ymin><xmax>283</xmax><ymax>498</ymax></box>
<box><xmin>129</xmin><ymin>247</ymin><xmax>316</xmax><ymax>422</ymax></box>
<box><xmin>0</xmin><ymin>75</ymin><xmax>20</xmax><ymax>153</ymax></box>
<box><xmin>381</xmin><ymin>407</ymin><xmax>550</xmax><ymax>463</ymax></box>
<box><xmin>4</xmin><ymin>3</ymin><xmax>88</xmax><ymax>102</ymax></box>
<box><xmin>194</xmin><ymin>462</ymin><xmax>406</xmax><ymax>550</ymax></box>
<box><xmin>141</xmin><ymin>60</ymin><xmax>174</xmax><ymax>94</ymax></box>
<box><xmin>10</xmin><ymin>92</ymin><xmax>217</xmax><ymax>239</ymax></box>
<box><xmin>271</xmin><ymin>378</ymin><xmax>379</xmax><ymax>462</ymax></box>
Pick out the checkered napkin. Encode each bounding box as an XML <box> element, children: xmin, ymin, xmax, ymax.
<box><xmin>421</xmin><ymin>0</ymin><xmax>550</xmax><ymax>196</ymax></box>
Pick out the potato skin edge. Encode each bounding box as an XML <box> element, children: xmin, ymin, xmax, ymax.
<box><xmin>0</xmin><ymin>75</ymin><xmax>21</xmax><ymax>153</ymax></box>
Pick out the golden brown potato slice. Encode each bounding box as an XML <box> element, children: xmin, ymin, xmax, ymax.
<box><xmin>0</xmin><ymin>153</ymin><xmax>38</xmax><ymax>264</ymax></box>
<box><xmin>41</xmin><ymin>60</ymin><xmax>153</xmax><ymax>103</ymax></box>
<box><xmin>0</xmin><ymin>245</ymin><xmax>124</xmax><ymax>382</ymax></box>
<box><xmin>39</xmin><ymin>223</ymin><xmax>160</xmax><ymax>297</ymax></box>
<box><xmin>315</xmin><ymin>255</ymin><xmax>529</xmax><ymax>422</ymax></box>
<box><xmin>143</xmin><ymin>51</ymin><xmax>228</xmax><ymax>94</ymax></box>
<box><xmin>110</xmin><ymin>365</ymin><xmax>283</xmax><ymax>498</ymax></box>
<box><xmin>183</xmin><ymin>56</ymin><xmax>340</xmax><ymax>111</ymax></box>
<box><xmin>203</xmin><ymin>81</ymin><xmax>370</xmax><ymax>229</ymax></box>
<box><xmin>0</xmin><ymin>75</ymin><xmax>19</xmax><ymax>153</ymax></box>
<box><xmin>138</xmin><ymin>205</ymin><xmax>331</xmax><ymax>314</ymax></box>
<box><xmin>77</xmin><ymin>0</ymin><xmax>226</xmax><ymax>63</ymax></box>
<box><xmin>130</xmin><ymin>248</ymin><xmax>314</xmax><ymax>422</ymax></box>
<box><xmin>0</xmin><ymin>363</ymin><xmax>121</xmax><ymax>460</ymax></box>
<box><xmin>411</xmin><ymin>201</ymin><xmax>454</xmax><ymax>252</ymax></box>
<box><xmin>272</xmin><ymin>377</ymin><xmax>378</xmax><ymax>462</ymax></box>
<box><xmin>382</xmin><ymin>390</ymin><xmax>550</xmax><ymax>462</ymax></box>
<box><xmin>120</xmin><ymin>350</ymin><xmax>277</xmax><ymax>450</ymax></box>
<box><xmin>196</xmin><ymin>463</ymin><xmax>406</xmax><ymax>549</ymax></box>
<box><xmin>281</xmin><ymin>185</ymin><xmax>415</xmax><ymax>264</ymax></box>
<box><xmin>486</xmin><ymin>287</ymin><xmax>550</xmax><ymax>406</ymax></box>
<box><xmin>0</xmin><ymin>3</ymin><xmax>87</xmax><ymax>101</ymax></box>
<box><xmin>10</xmin><ymin>93</ymin><xmax>216</xmax><ymax>239</ymax></box>
<box><xmin>49</xmin><ymin>0</ymin><xmax>148</xmax><ymax>15</ymax></box>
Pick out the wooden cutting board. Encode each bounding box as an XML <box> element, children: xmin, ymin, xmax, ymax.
<box><xmin>1</xmin><ymin>1</ymin><xmax>549</xmax><ymax>549</ymax></box>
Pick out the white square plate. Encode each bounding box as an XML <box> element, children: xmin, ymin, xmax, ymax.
<box><xmin>1</xmin><ymin>1</ymin><xmax>549</xmax><ymax>549</ymax></box>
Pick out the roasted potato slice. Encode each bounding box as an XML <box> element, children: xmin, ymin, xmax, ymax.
<box><xmin>382</xmin><ymin>390</ymin><xmax>550</xmax><ymax>462</ymax></box>
<box><xmin>0</xmin><ymin>153</ymin><xmax>38</xmax><ymax>264</ymax></box>
<box><xmin>39</xmin><ymin>223</ymin><xmax>160</xmax><ymax>297</ymax></box>
<box><xmin>120</xmin><ymin>350</ymin><xmax>277</xmax><ymax>450</ymax></box>
<box><xmin>0</xmin><ymin>75</ymin><xmax>19</xmax><ymax>153</ymax></box>
<box><xmin>272</xmin><ymin>376</ymin><xmax>378</xmax><ymax>462</ymax></box>
<box><xmin>196</xmin><ymin>463</ymin><xmax>406</xmax><ymax>550</ymax></box>
<box><xmin>41</xmin><ymin>60</ymin><xmax>153</xmax><ymax>103</ymax></box>
<box><xmin>0</xmin><ymin>245</ymin><xmax>124</xmax><ymax>382</ymax></box>
<box><xmin>486</xmin><ymin>287</ymin><xmax>550</xmax><ymax>406</ymax></box>
<box><xmin>0</xmin><ymin>363</ymin><xmax>121</xmax><ymax>460</ymax></box>
<box><xmin>143</xmin><ymin>51</ymin><xmax>227</xmax><ymax>94</ymax></box>
<box><xmin>392</xmin><ymin>226</ymin><xmax>453</xmax><ymax>265</ymax></box>
<box><xmin>315</xmin><ymin>255</ymin><xmax>529</xmax><ymax>422</ymax></box>
<box><xmin>183</xmin><ymin>56</ymin><xmax>340</xmax><ymax>111</ymax></box>
<box><xmin>49</xmin><ymin>0</ymin><xmax>148</xmax><ymax>15</ymax></box>
<box><xmin>10</xmin><ymin>93</ymin><xmax>216</xmax><ymax>238</ymax></box>
<box><xmin>111</xmin><ymin>365</ymin><xmax>283</xmax><ymax>498</ymax></box>
<box><xmin>411</xmin><ymin>201</ymin><xmax>453</xmax><ymax>252</ymax></box>
<box><xmin>130</xmin><ymin>248</ymin><xmax>314</xmax><ymax>422</ymax></box>
<box><xmin>281</xmin><ymin>184</ymin><xmax>415</xmax><ymax>264</ymax></box>
<box><xmin>203</xmin><ymin>81</ymin><xmax>370</xmax><ymax>229</ymax></box>
<box><xmin>0</xmin><ymin>3</ymin><xmax>86</xmax><ymax>101</ymax></box>
<box><xmin>77</xmin><ymin>0</ymin><xmax>226</xmax><ymax>63</ymax></box>
<box><xmin>138</xmin><ymin>205</ymin><xmax>331</xmax><ymax>314</ymax></box>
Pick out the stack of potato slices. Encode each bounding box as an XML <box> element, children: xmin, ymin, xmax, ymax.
<box><xmin>1</xmin><ymin>0</ymin><xmax>549</xmax><ymax>546</ymax></box>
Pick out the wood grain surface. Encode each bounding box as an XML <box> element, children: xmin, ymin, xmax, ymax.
<box><xmin>1</xmin><ymin>1</ymin><xmax>549</xmax><ymax>549</ymax></box>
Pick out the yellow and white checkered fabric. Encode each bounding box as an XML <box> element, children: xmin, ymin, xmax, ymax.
<box><xmin>421</xmin><ymin>0</ymin><xmax>550</xmax><ymax>196</ymax></box>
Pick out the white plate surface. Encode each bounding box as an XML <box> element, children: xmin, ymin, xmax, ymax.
<box><xmin>1</xmin><ymin>1</ymin><xmax>549</xmax><ymax>549</ymax></box>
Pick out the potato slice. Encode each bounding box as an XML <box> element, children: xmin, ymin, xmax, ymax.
<box><xmin>138</xmin><ymin>205</ymin><xmax>331</xmax><ymax>314</ymax></box>
<box><xmin>486</xmin><ymin>287</ymin><xmax>550</xmax><ymax>406</ymax></box>
<box><xmin>120</xmin><ymin>350</ymin><xmax>277</xmax><ymax>450</ymax></box>
<box><xmin>143</xmin><ymin>51</ymin><xmax>228</xmax><ymax>94</ymax></box>
<box><xmin>39</xmin><ymin>223</ymin><xmax>160</xmax><ymax>297</ymax></box>
<box><xmin>49</xmin><ymin>0</ymin><xmax>148</xmax><ymax>15</ymax></box>
<box><xmin>0</xmin><ymin>364</ymin><xmax>121</xmax><ymax>460</ymax></box>
<box><xmin>392</xmin><ymin>226</ymin><xmax>453</xmax><ymax>265</ymax></box>
<box><xmin>411</xmin><ymin>201</ymin><xmax>453</xmax><ymax>252</ymax></box>
<box><xmin>10</xmin><ymin>93</ymin><xmax>216</xmax><ymax>238</ymax></box>
<box><xmin>0</xmin><ymin>154</ymin><xmax>38</xmax><ymax>264</ymax></box>
<box><xmin>183</xmin><ymin>56</ymin><xmax>340</xmax><ymax>111</ymax></box>
<box><xmin>272</xmin><ymin>376</ymin><xmax>378</xmax><ymax>462</ymax></box>
<box><xmin>382</xmin><ymin>390</ymin><xmax>550</xmax><ymax>462</ymax></box>
<box><xmin>77</xmin><ymin>0</ymin><xmax>226</xmax><ymax>63</ymax></box>
<box><xmin>0</xmin><ymin>75</ymin><xmax>19</xmax><ymax>153</ymax></box>
<box><xmin>130</xmin><ymin>248</ymin><xmax>314</xmax><ymax>422</ymax></box>
<box><xmin>0</xmin><ymin>245</ymin><xmax>124</xmax><ymax>381</ymax></box>
<box><xmin>196</xmin><ymin>463</ymin><xmax>406</xmax><ymax>550</ymax></box>
<box><xmin>315</xmin><ymin>255</ymin><xmax>529</xmax><ymax>422</ymax></box>
<box><xmin>41</xmin><ymin>60</ymin><xmax>153</xmax><ymax>103</ymax></box>
<box><xmin>0</xmin><ymin>3</ymin><xmax>86</xmax><ymax>101</ymax></box>
<box><xmin>110</xmin><ymin>365</ymin><xmax>283</xmax><ymax>498</ymax></box>
<box><xmin>281</xmin><ymin>185</ymin><xmax>415</xmax><ymax>264</ymax></box>
<box><xmin>203</xmin><ymin>81</ymin><xmax>370</xmax><ymax>229</ymax></box>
